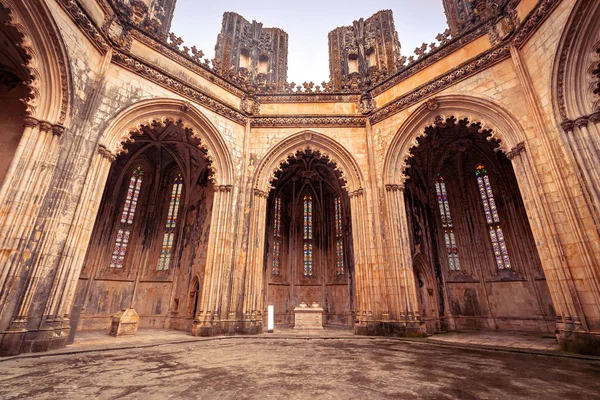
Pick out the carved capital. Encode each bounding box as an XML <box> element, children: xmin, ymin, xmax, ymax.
<box><xmin>52</xmin><ymin>125</ymin><xmax>65</xmax><ymax>136</ymax></box>
<box><xmin>560</xmin><ymin>119</ymin><xmax>574</xmax><ymax>132</ymax></box>
<box><xmin>215</xmin><ymin>184</ymin><xmax>233</xmax><ymax>193</ymax></box>
<box><xmin>574</xmin><ymin>117</ymin><xmax>589</xmax><ymax>128</ymax></box>
<box><xmin>98</xmin><ymin>144</ymin><xmax>116</xmax><ymax>163</ymax></box>
<box><xmin>506</xmin><ymin>141</ymin><xmax>526</xmax><ymax>160</ymax></box>
<box><xmin>39</xmin><ymin>121</ymin><xmax>53</xmax><ymax>132</ymax></box>
<box><xmin>23</xmin><ymin>117</ymin><xmax>40</xmax><ymax>128</ymax></box>
<box><xmin>253</xmin><ymin>188</ymin><xmax>268</xmax><ymax>198</ymax></box>
<box><xmin>385</xmin><ymin>184</ymin><xmax>405</xmax><ymax>192</ymax></box>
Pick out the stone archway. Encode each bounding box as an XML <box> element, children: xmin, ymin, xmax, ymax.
<box><xmin>59</xmin><ymin>99</ymin><xmax>236</xmax><ymax>342</ymax></box>
<box><xmin>243</xmin><ymin>130</ymin><xmax>369</xmax><ymax>333</ymax></box>
<box><xmin>264</xmin><ymin>149</ymin><xmax>355</xmax><ymax>327</ymax></box>
<box><xmin>71</xmin><ymin>117</ymin><xmax>216</xmax><ymax>336</ymax></box>
<box><xmin>402</xmin><ymin>115</ymin><xmax>555</xmax><ymax>333</ymax></box>
<box><xmin>382</xmin><ymin>95</ymin><xmax>588</xmax><ymax>342</ymax></box>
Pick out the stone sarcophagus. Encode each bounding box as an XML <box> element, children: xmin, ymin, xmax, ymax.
<box><xmin>109</xmin><ymin>308</ymin><xmax>139</xmax><ymax>337</ymax></box>
<box><xmin>293</xmin><ymin>303</ymin><xmax>323</xmax><ymax>330</ymax></box>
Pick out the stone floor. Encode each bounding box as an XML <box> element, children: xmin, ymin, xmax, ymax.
<box><xmin>0</xmin><ymin>335</ymin><xmax>599</xmax><ymax>399</ymax></box>
<box><xmin>427</xmin><ymin>330</ymin><xmax>560</xmax><ymax>352</ymax></box>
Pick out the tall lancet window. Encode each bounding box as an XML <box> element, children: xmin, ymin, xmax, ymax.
<box><xmin>272</xmin><ymin>196</ymin><xmax>282</xmax><ymax>275</ymax></box>
<box><xmin>435</xmin><ymin>174</ymin><xmax>460</xmax><ymax>270</ymax></box>
<box><xmin>157</xmin><ymin>173</ymin><xmax>183</xmax><ymax>271</ymax></box>
<box><xmin>334</xmin><ymin>194</ymin><xmax>344</xmax><ymax>275</ymax></box>
<box><xmin>475</xmin><ymin>165</ymin><xmax>511</xmax><ymax>269</ymax></box>
<box><xmin>110</xmin><ymin>166</ymin><xmax>143</xmax><ymax>268</ymax></box>
<box><xmin>303</xmin><ymin>194</ymin><xmax>313</xmax><ymax>276</ymax></box>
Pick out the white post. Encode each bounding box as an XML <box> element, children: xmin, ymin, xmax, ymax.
<box><xmin>267</xmin><ymin>305</ymin><xmax>274</xmax><ymax>333</ymax></box>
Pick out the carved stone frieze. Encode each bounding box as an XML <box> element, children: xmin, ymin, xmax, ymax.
<box><xmin>512</xmin><ymin>0</ymin><xmax>561</xmax><ymax>48</ymax></box>
<box><xmin>370</xmin><ymin>45</ymin><xmax>511</xmax><ymax>124</ymax></box>
<box><xmin>251</xmin><ymin>116</ymin><xmax>366</xmax><ymax>128</ymax></box>
<box><xmin>57</xmin><ymin>0</ymin><xmax>110</xmax><ymax>52</ymax></box>
<box><xmin>111</xmin><ymin>51</ymin><xmax>248</xmax><ymax>125</ymax></box>
<box><xmin>129</xmin><ymin>29</ymin><xmax>246</xmax><ymax>97</ymax></box>
<box><xmin>256</xmin><ymin>93</ymin><xmax>360</xmax><ymax>103</ymax></box>
<box><xmin>370</xmin><ymin>25</ymin><xmax>488</xmax><ymax>97</ymax></box>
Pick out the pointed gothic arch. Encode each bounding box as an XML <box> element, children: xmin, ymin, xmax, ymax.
<box><xmin>252</xmin><ymin>130</ymin><xmax>365</xmax><ymax>193</ymax></box>
<box><xmin>383</xmin><ymin>95</ymin><xmax>561</xmax><ymax>335</ymax></box>
<box><xmin>243</xmin><ymin>130</ymin><xmax>372</xmax><ymax>332</ymax></box>
<box><xmin>383</xmin><ymin>95</ymin><xmax>525</xmax><ymax>185</ymax></box>
<box><xmin>99</xmin><ymin>98</ymin><xmax>235</xmax><ymax>186</ymax></box>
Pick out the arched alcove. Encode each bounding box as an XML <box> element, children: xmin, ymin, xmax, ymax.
<box><xmin>402</xmin><ymin>115</ymin><xmax>555</xmax><ymax>333</ymax></box>
<box><xmin>71</xmin><ymin>116</ymin><xmax>219</xmax><ymax>336</ymax></box>
<box><xmin>265</xmin><ymin>149</ymin><xmax>355</xmax><ymax>326</ymax></box>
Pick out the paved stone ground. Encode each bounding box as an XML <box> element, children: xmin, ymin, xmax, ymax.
<box><xmin>1</xmin><ymin>338</ymin><xmax>599</xmax><ymax>399</ymax></box>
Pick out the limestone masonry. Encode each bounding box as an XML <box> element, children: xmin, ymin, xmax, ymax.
<box><xmin>0</xmin><ymin>0</ymin><xmax>599</xmax><ymax>357</ymax></box>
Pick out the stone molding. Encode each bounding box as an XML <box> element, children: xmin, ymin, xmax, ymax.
<box><xmin>253</xmin><ymin>188</ymin><xmax>269</xmax><ymax>198</ymax></box>
<box><xmin>256</xmin><ymin>93</ymin><xmax>361</xmax><ymax>104</ymax></box>
<box><xmin>54</xmin><ymin>0</ymin><xmax>563</xmax><ymax>127</ymax></box>
<box><xmin>3</xmin><ymin>0</ymin><xmax>71</xmax><ymax>125</ymax></box>
<box><xmin>57</xmin><ymin>0</ymin><xmax>110</xmax><ymax>53</ymax></box>
<box><xmin>385</xmin><ymin>184</ymin><xmax>405</xmax><ymax>192</ymax></box>
<box><xmin>554</xmin><ymin>0</ymin><xmax>594</xmax><ymax>120</ymax></box>
<box><xmin>251</xmin><ymin>116</ymin><xmax>366</xmax><ymax>128</ymax></box>
<box><xmin>129</xmin><ymin>29</ymin><xmax>246</xmax><ymax>98</ymax></box>
<box><xmin>111</xmin><ymin>51</ymin><xmax>248</xmax><ymax>125</ymax></box>
<box><xmin>512</xmin><ymin>0</ymin><xmax>561</xmax><ymax>49</ymax></box>
<box><xmin>370</xmin><ymin>24</ymin><xmax>488</xmax><ymax>97</ymax></box>
<box><xmin>370</xmin><ymin>45</ymin><xmax>511</xmax><ymax>124</ymax></box>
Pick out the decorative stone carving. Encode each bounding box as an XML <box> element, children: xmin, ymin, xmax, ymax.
<box><xmin>214</xmin><ymin>12</ymin><xmax>288</xmax><ymax>85</ymax></box>
<box><xmin>328</xmin><ymin>10</ymin><xmax>401</xmax><ymax>90</ymax></box>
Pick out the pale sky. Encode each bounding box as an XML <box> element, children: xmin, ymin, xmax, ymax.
<box><xmin>171</xmin><ymin>0</ymin><xmax>448</xmax><ymax>84</ymax></box>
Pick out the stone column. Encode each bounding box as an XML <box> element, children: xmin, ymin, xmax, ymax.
<box><xmin>384</xmin><ymin>184</ymin><xmax>419</xmax><ymax>323</ymax></box>
<box><xmin>0</xmin><ymin>120</ymin><xmax>62</xmax><ymax>323</ymax></box>
<box><xmin>193</xmin><ymin>184</ymin><xmax>233</xmax><ymax>335</ymax></box>
<box><xmin>0</xmin><ymin>118</ymin><xmax>63</xmax><ymax>355</ymax></box>
<box><xmin>37</xmin><ymin>146</ymin><xmax>115</xmax><ymax>347</ymax></box>
<box><xmin>561</xmin><ymin>118</ymin><xmax>600</xmax><ymax>215</ymax></box>
<box><xmin>506</xmin><ymin>142</ymin><xmax>587</xmax><ymax>333</ymax></box>
<box><xmin>348</xmin><ymin>188</ymin><xmax>375</xmax><ymax>328</ymax></box>
<box><xmin>239</xmin><ymin>188</ymin><xmax>268</xmax><ymax>334</ymax></box>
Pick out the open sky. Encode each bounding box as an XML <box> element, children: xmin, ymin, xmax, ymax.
<box><xmin>170</xmin><ymin>0</ymin><xmax>448</xmax><ymax>84</ymax></box>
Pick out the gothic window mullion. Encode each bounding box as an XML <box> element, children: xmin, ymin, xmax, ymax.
<box><xmin>272</xmin><ymin>196</ymin><xmax>282</xmax><ymax>275</ymax></box>
<box><xmin>157</xmin><ymin>173</ymin><xmax>183</xmax><ymax>271</ymax></box>
<box><xmin>110</xmin><ymin>165</ymin><xmax>144</xmax><ymax>269</ymax></box>
<box><xmin>334</xmin><ymin>193</ymin><xmax>344</xmax><ymax>275</ymax></box>
<box><xmin>435</xmin><ymin>174</ymin><xmax>461</xmax><ymax>271</ymax></box>
<box><xmin>303</xmin><ymin>194</ymin><xmax>313</xmax><ymax>277</ymax></box>
<box><xmin>475</xmin><ymin>165</ymin><xmax>511</xmax><ymax>270</ymax></box>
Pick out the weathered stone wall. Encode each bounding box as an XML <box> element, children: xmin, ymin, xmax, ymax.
<box><xmin>1</xmin><ymin>0</ymin><xmax>599</xmax><ymax>355</ymax></box>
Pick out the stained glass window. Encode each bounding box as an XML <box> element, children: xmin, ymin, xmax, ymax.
<box><xmin>475</xmin><ymin>165</ymin><xmax>511</xmax><ymax>269</ymax></box>
<box><xmin>272</xmin><ymin>196</ymin><xmax>282</xmax><ymax>275</ymax></box>
<box><xmin>110</xmin><ymin>166</ymin><xmax>143</xmax><ymax>268</ymax></box>
<box><xmin>303</xmin><ymin>194</ymin><xmax>313</xmax><ymax>277</ymax></box>
<box><xmin>334</xmin><ymin>194</ymin><xmax>344</xmax><ymax>275</ymax></box>
<box><xmin>157</xmin><ymin>173</ymin><xmax>183</xmax><ymax>271</ymax></box>
<box><xmin>435</xmin><ymin>174</ymin><xmax>461</xmax><ymax>270</ymax></box>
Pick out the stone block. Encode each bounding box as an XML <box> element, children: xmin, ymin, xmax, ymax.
<box><xmin>293</xmin><ymin>304</ymin><xmax>323</xmax><ymax>330</ymax></box>
<box><xmin>109</xmin><ymin>308</ymin><xmax>139</xmax><ymax>337</ymax></box>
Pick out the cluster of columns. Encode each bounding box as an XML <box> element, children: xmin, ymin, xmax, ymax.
<box><xmin>0</xmin><ymin>117</ymin><xmax>66</xmax><ymax>353</ymax></box>
<box><xmin>192</xmin><ymin>184</ymin><xmax>236</xmax><ymax>335</ymax></box>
